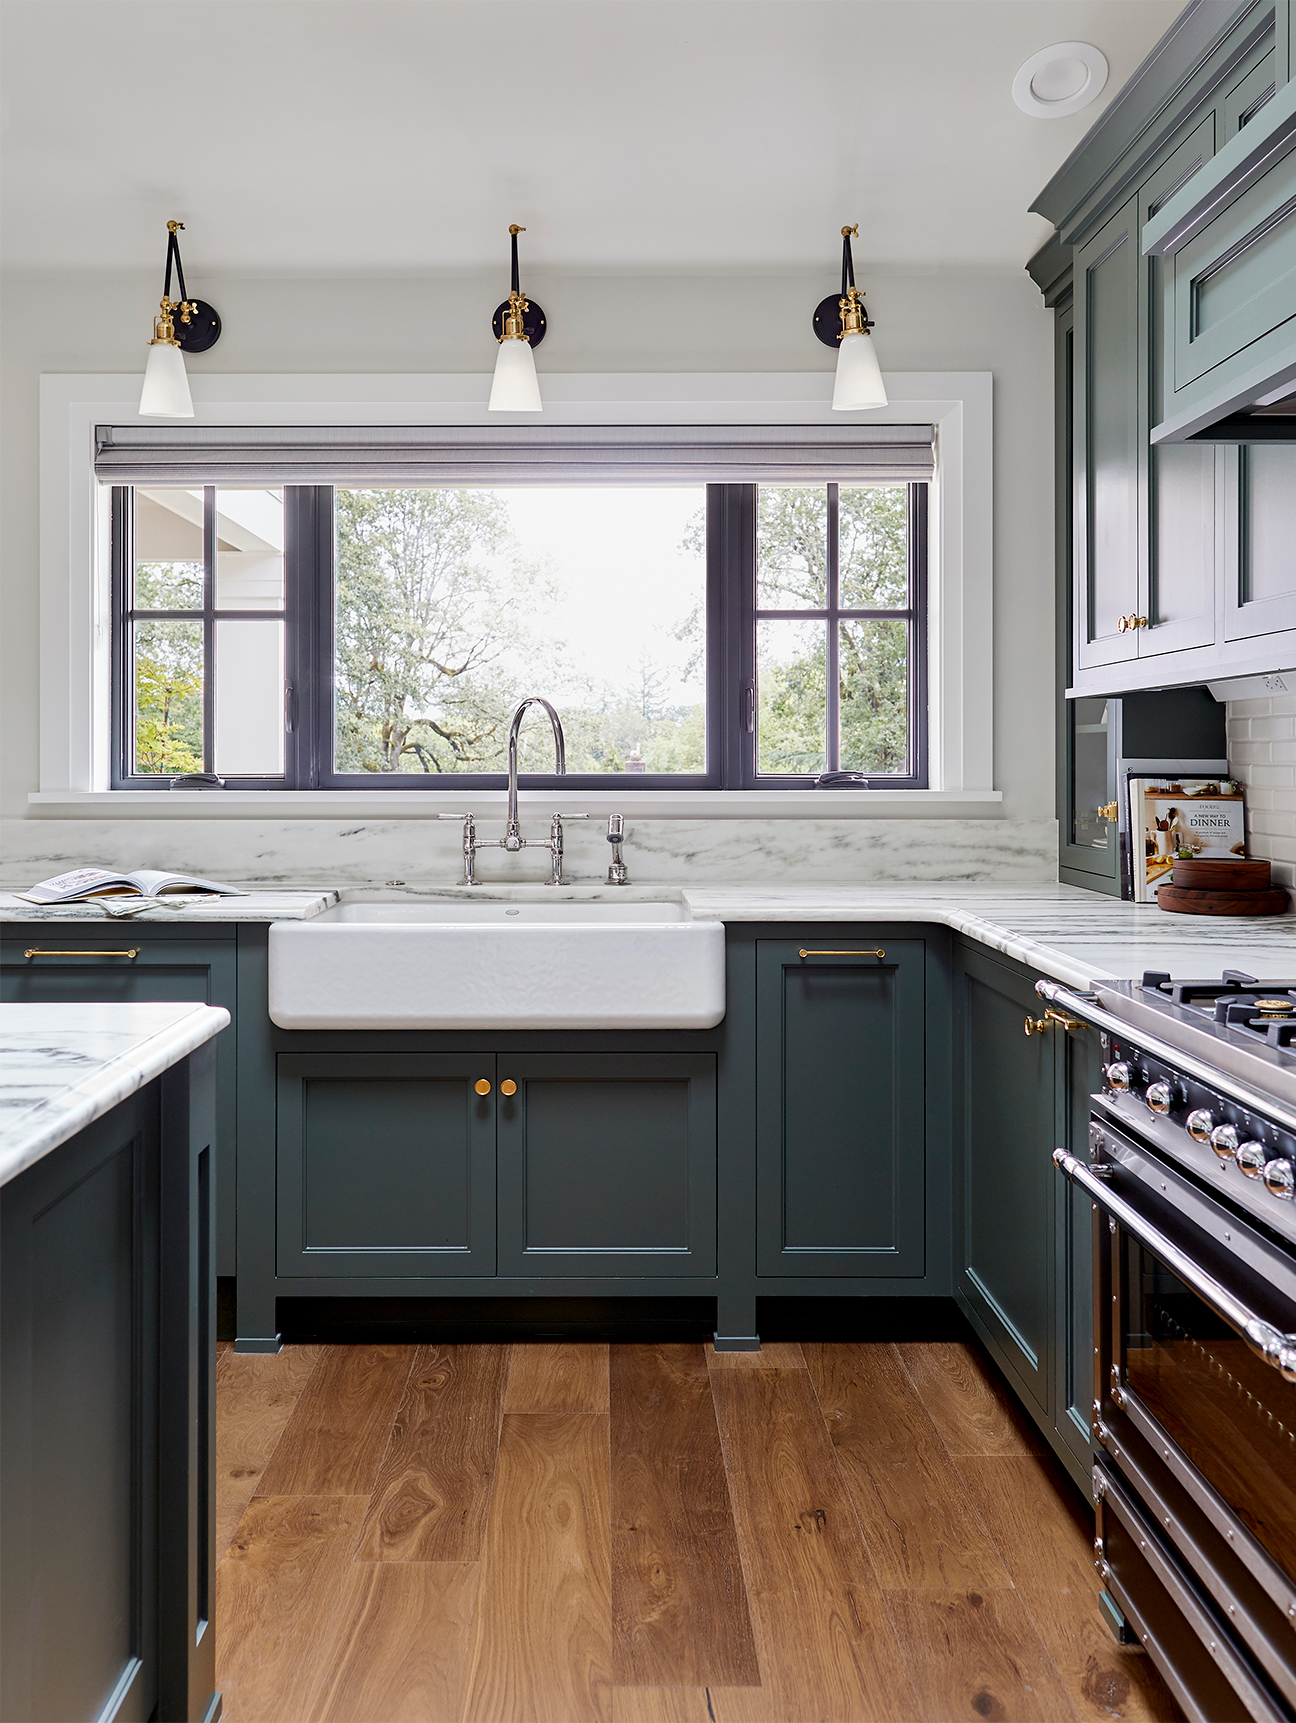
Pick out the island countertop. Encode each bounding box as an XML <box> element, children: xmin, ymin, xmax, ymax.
<box><xmin>0</xmin><ymin>1001</ymin><xmax>231</xmax><ymax>1188</ymax></box>
<box><xmin>4</xmin><ymin>881</ymin><xmax>1295</xmax><ymax>992</ymax></box>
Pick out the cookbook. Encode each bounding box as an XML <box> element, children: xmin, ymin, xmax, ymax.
<box><xmin>16</xmin><ymin>867</ymin><xmax>246</xmax><ymax>904</ymax></box>
<box><xmin>1127</xmin><ymin>778</ymin><xmax>1246</xmax><ymax>902</ymax></box>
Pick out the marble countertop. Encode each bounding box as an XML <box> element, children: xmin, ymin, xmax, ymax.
<box><xmin>0</xmin><ymin>1001</ymin><xmax>231</xmax><ymax>1188</ymax></box>
<box><xmin>4</xmin><ymin>881</ymin><xmax>1294</xmax><ymax>993</ymax></box>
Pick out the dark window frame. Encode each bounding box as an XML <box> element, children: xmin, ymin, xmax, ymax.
<box><xmin>111</xmin><ymin>480</ymin><xmax>928</xmax><ymax>791</ymax></box>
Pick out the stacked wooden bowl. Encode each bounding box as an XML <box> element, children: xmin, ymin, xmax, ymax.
<box><xmin>1158</xmin><ymin>858</ymin><xmax>1289</xmax><ymax>916</ymax></box>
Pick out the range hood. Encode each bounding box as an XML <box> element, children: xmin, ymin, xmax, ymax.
<box><xmin>1144</xmin><ymin>77</ymin><xmax>1296</xmax><ymax>444</ymax></box>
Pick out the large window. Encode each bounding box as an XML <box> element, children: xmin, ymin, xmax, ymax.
<box><xmin>112</xmin><ymin>480</ymin><xmax>927</xmax><ymax>789</ymax></box>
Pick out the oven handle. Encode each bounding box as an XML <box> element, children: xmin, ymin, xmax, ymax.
<box><xmin>1036</xmin><ymin>979</ymin><xmax>1296</xmax><ymax>1137</ymax></box>
<box><xmin>1055</xmin><ymin>1147</ymin><xmax>1296</xmax><ymax>1384</ymax></box>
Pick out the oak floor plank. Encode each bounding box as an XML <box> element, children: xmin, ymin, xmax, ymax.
<box><xmin>612</xmin><ymin>1688</ymin><xmax>743</xmax><ymax>1722</ymax></box>
<box><xmin>354</xmin><ymin>1343</ymin><xmax>510</xmax><ymax>1563</ymax></box>
<box><xmin>305</xmin><ymin>1562</ymin><xmax>480</xmax><ymax>1723</ymax></box>
<box><xmin>506</xmin><ymin>1341</ymin><xmax>610</xmax><ymax>1413</ymax></box>
<box><xmin>611</xmin><ymin>1343</ymin><xmax>759</xmax><ymax>1688</ymax></box>
<box><xmin>804</xmin><ymin>1341</ymin><xmax>1012</xmax><ymax>1592</ymax></box>
<box><xmin>704</xmin><ymin>1342</ymin><xmax>805</xmax><ymax>1371</ymax></box>
<box><xmin>885</xmin><ymin>1587</ymin><xmax>1083</xmax><ymax>1723</ymax></box>
<box><xmin>959</xmin><ymin>1455</ymin><xmax>1185</xmax><ymax>1723</ymax></box>
<box><xmin>460</xmin><ymin>1412</ymin><xmax>612</xmax><ymax>1723</ymax></box>
<box><xmin>255</xmin><ymin>1343</ymin><xmax>417</xmax><ymax>1497</ymax></box>
<box><xmin>896</xmin><ymin>1341</ymin><xmax>1047</xmax><ymax>1458</ymax></box>
<box><xmin>214</xmin><ymin>1496</ymin><xmax>368</xmax><ymax>1723</ymax></box>
<box><xmin>215</xmin><ymin>1344</ymin><xmax>322</xmax><ymax>1557</ymax></box>
<box><xmin>709</xmin><ymin>1366</ymin><xmax>918</xmax><ymax>1723</ymax></box>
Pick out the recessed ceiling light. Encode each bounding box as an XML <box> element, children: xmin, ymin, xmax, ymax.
<box><xmin>1013</xmin><ymin>42</ymin><xmax>1108</xmax><ymax>119</ymax></box>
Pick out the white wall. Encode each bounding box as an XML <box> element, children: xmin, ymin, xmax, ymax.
<box><xmin>0</xmin><ymin>264</ymin><xmax>1058</xmax><ymax>882</ymax></box>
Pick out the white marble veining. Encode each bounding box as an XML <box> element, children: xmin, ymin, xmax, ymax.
<box><xmin>0</xmin><ymin>815</ymin><xmax>1057</xmax><ymax>891</ymax></box>
<box><xmin>0</xmin><ymin>1002</ymin><xmax>231</xmax><ymax>1188</ymax></box>
<box><xmin>4</xmin><ymin>877</ymin><xmax>1294</xmax><ymax>993</ymax></box>
<box><xmin>0</xmin><ymin>890</ymin><xmax>334</xmax><ymax>923</ymax></box>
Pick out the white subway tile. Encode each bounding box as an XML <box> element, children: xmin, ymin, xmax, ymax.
<box><xmin>1249</xmin><ymin>717</ymin><xmax>1296</xmax><ymax>742</ymax></box>
<box><xmin>1249</xmin><ymin>765</ymin><xmax>1295</xmax><ymax>788</ymax></box>
<box><xmin>1226</xmin><ymin>698</ymin><xmax>1274</xmax><ymax>719</ymax></box>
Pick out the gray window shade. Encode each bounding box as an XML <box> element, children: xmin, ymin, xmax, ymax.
<box><xmin>94</xmin><ymin>422</ymin><xmax>935</xmax><ymax>485</ymax></box>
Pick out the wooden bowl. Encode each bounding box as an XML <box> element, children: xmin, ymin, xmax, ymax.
<box><xmin>1171</xmin><ymin>858</ymin><xmax>1270</xmax><ymax>892</ymax></box>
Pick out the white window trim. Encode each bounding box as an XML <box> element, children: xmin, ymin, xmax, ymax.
<box><xmin>35</xmin><ymin>370</ymin><xmax>996</xmax><ymax>814</ymax></box>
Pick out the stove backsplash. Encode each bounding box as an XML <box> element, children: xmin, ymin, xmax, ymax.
<box><xmin>1227</xmin><ymin>691</ymin><xmax>1296</xmax><ymax>888</ymax></box>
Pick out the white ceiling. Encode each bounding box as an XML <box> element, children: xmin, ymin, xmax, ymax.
<box><xmin>1</xmin><ymin>0</ymin><xmax>1183</xmax><ymax>277</ymax></box>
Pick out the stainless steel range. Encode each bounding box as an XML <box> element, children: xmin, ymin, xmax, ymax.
<box><xmin>1042</xmin><ymin>970</ymin><xmax>1296</xmax><ymax>1723</ymax></box>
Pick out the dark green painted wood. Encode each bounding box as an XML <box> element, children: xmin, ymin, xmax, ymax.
<box><xmin>496</xmin><ymin>1054</ymin><xmax>717</xmax><ymax>1276</ymax></box>
<box><xmin>2</xmin><ymin>932</ymin><xmax>238</xmax><ymax>1277</ymax></box>
<box><xmin>1</xmin><ymin>1090</ymin><xmax>160</xmax><ymax>1723</ymax></box>
<box><xmin>1075</xmin><ymin>193</ymin><xmax>1142</xmax><ymax>674</ymax></box>
<box><xmin>954</xmin><ymin>943</ymin><xmax>1053</xmax><ymax>1412</ymax></box>
<box><xmin>234</xmin><ymin>927</ymin><xmax>280</xmax><ymax>1348</ymax></box>
<box><xmin>1054</xmin><ymin>1019</ymin><xmax>1103</xmax><ymax>1476</ymax></box>
<box><xmin>276</xmin><ymin>1053</ymin><xmax>498</xmax><ymax>1276</ymax></box>
<box><xmin>755</xmin><ymin>938</ymin><xmax>925</xmax><ymax>1279</ymax></box>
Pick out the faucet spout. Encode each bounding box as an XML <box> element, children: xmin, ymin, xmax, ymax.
<box><xmin>506</xmin><ymin>697</ymin><xmax>566</xmax><ymax>844</ymax></box>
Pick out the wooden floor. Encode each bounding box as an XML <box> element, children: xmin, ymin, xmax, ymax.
<box><xmin>214</xmin><ymin>1336</ymin><xmax>1184</xmax><ymax>1723</ymax></box>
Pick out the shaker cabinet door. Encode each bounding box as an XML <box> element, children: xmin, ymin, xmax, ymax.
<box><xmin>755</xmin><ymin>938</ymin><xmax>926</xmax><ymax>1278</ymax></box>
<box><xmin>1074</xmin><ymin>195</ymin><xmax>1141</xmax><ymax>671</ymax></box>
<box><xmin>275</xmin><ymin>1054</ymin><xmax>497</xmax><ymax>1276</ymax></box>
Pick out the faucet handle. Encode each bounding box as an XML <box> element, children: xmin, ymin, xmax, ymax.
<box><xmin>549</xmin><ymin>812</ymin><xmax>589</xmax><ymax>822</ymax></box>
<box><xmin>436</xmin><ymin>812</ymin><xmax>476</xmax><ymax>821</ymax></box>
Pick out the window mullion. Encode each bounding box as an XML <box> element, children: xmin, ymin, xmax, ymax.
<box><xmin>202</xmin><ymin>485</ymin><xmax>216</xmax><ymax>775</ymax></box>
<box><xmin>826</xmin><ymin>483</ymin><xmax>839</xmax><ymax>773</ymax></box>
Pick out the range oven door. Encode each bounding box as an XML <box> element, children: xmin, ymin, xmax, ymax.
<box><xmin>1059</xmin><ymin>1117</ymin><xmax>1296</xmax><ymax>1723</ymax></box>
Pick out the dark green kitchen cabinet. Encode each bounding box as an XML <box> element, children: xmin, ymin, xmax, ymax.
<box><xmin>1</xmin><ymin>931</ymin><xmax>238</xmax><ymax>1276</ymax></box>
<box><xmin>755</xmin><ymin>938</ymin><xmax>925</xmax><ymax>1279</ymax></box>
<box><xmin>496</xmin><ymin>1054</ymin><xmax>716</xmax><ymax>1277</ymax></box>
<box><xmin>1</xmin><ymin>1047</ymin><xmax>218</xmax><ymax>1723</ymax></box>
<box><xmin>275</xmin><ymin>1053</ymin><xmax>497</xmax><ymax>1276</ymax></box>
<box><xmin>955</xmin><ymin>942</ymin><xmax>1054</xmax><ymax>1412</ymax></box>
<box><xmin>953</xmin><ymin>939</ymin><xmax>1100</xmax><ymax>1493</ymax></box>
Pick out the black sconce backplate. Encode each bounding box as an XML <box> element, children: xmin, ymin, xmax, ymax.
<box><xmin>812</xmin><ymin>294</ymin><xmax>846</xmax><ymax>349</ymax></box>
<box><xmin>175</xmin><ymin>300</ymin><xmax>222</xmax><ymax>354</ymax></box>
<box><xmin>491</xmin><ymin>299</ymin><xmax>547</xmax><ymax>347</ymax></box>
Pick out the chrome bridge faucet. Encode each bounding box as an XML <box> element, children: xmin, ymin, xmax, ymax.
<box><xmin>439</xmin><ymin>697</ymin><xmax>590</xmax><ymax>885</ymax></box>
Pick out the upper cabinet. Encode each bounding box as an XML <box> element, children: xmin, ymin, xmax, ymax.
<box><xmin>1032</xmin><ymin>0</ymin><xmax>1296</xmax><ymax>698</ymax></box>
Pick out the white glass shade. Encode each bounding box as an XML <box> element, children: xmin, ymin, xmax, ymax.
<box><xmin>832</xmin><ymin>330</ymin><xmax>887</xmax><ymax>411</ymax></box>
<box><xmin>488</xmin><ymin>338</ymin><xmax>542</xmax><ymax>413</ymax></box>
<box><xmin>139</xmin><ymin>340</ymin><xmax>194</xmax><ymax>418</ymax></box>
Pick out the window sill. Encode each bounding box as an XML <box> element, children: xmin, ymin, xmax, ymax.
<box><xmin>29</xmin><ymin>788</ymin><xmax>1003</xmax><ymax>819</ymax></box>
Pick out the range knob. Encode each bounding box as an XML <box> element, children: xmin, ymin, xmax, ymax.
<box><xmin>1237</xmin><ymin>1141</ymin><xmax>1268</xmax><ymax>1180</ymax></box>
<box><xmin>1106</xmin><ymin>1062</ymin><xmax>1131</xmax><ymax>1093</ymax></box>
<box><xmin>1210</xmin><ymin>1123</ymin><xmax>1240</xmax><ymax>1161</ymax></box>
<box><xmin>1146</xmin><ymin>1081</ymin><xmax>1173</xmax><ymax>1115</ymax></box>
<box><xmin>1186</xmin><ymin>1108</ymin><xmax>1215</xmax><ymax>1142</ymax></box>
<box><xmin>1265</xmin><ymin>1160</ymin><xmax>1296</xmax><ymax>1201</ymax></box>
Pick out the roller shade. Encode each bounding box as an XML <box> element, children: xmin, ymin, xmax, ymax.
<box><xmin>94</xmin><ymin>422</ymin><xmax>936</xmax><ymax>486</ymax></box>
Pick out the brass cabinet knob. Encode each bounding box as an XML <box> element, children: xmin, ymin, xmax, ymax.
<box><xmin>1117</xmin><ymin>613</ymin><xmax>1129</xmax><ymax>633</ymax></box>
<box><xmin>475</xmin><ymin>1078</ymin><xmax>492</xmax><ymax>1096</ymax></box>
<box><xmin>500</xmin><ymin>1079</ymin><xmax>518</xmax><ymax>1097</ymax></box>
<box><xmin>1025</xmin><ymin>1016</ymin><xmax>1050</xmax><ymax>1037</ymax></box>
<box><xmin>1097</xmin><ymin>802</ymin><xmax>1118</xmax><ymax>821</ymax></box>
<box><xmin>1116</xmin><ymin>613</ymin><xmax>1148</xmax><ymax>633</ymax></box>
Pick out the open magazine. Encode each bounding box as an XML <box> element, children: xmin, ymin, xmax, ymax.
<box><xmin>16</xmin><ymin>867</ymin><xmax>246</xmax><ymax>904</ymax></box>
<box><xmin>1128</xmin><ymin>778</ymin><xmax>1246</xmax><ymax>901</ymax></box>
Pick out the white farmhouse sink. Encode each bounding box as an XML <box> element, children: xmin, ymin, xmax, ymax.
<box><xmin>267</xmin><ymin>895</ymin><xmax>725</xmax><ymax>1030</ymax></box>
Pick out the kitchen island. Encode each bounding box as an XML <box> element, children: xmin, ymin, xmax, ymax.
<box><xmin>0</xmin><ymin>1001</ymin><xmax>229</xmax><ymax>1723</ymax></box>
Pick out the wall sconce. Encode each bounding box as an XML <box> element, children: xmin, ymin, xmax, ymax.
<box><xmin>488</xmin><ymin>224</ymin><xmax>546</xmax><ymax>413</ymax></box>
<box><xmin>138</xmin><ymin>220</ymin><xmax>221</xmax><ymax>419</ymax></box>
<box><xmin>813</xmin><ymin>225</ymin><xmax>887</xmax><ymax>411</ymax></box>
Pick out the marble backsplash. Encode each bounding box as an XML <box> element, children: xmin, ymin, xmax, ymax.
<box><xmin>0</xmin><ymin>816</ymin><xmax>1058</xmax><ymax>890</ymax></box>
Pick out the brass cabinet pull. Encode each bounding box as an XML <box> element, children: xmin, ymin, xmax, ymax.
<box><xmin>23</xmin><ymin>948</ymin><xmax>139</xmax><ymax>959</ymax></box>
<box><xmin>1098</xmin><ymin>802</ymin><xmax>1118</xmax><ymax>821</ymax></box>
<box><xmin>798</xmin><ymin>948</ymin><xmax>884</xmax><ymax>959</ymax></box>
<box><xmin>500</xmin><ymin>1079</ymin><xmax>518</xmax><ymax>1097</ymax></box>
<box><xmin>1117</xmin><ymin>613</ymin><xmax>1148</xmax><ymax>633</ymax></box>
<box><xmin>474</xmin><ymin>1078</ymin><xmax>492</xmax><ymax>1096</ymax></box>
<box><xmin>1025</xmin><ymin>1008</ymin><xmax>1085</xmax><ymax>1037</ymax></box>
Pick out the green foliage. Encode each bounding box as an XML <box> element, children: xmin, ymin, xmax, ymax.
<box><xmin>133</xmin><ymin>620</ymin><xmax>203</xmax><ymax>774</ymax></box>
<box><xmin>755</xmin><ymin>486</ymin><xmax>911</xmax><ymax>776</ymax></box>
